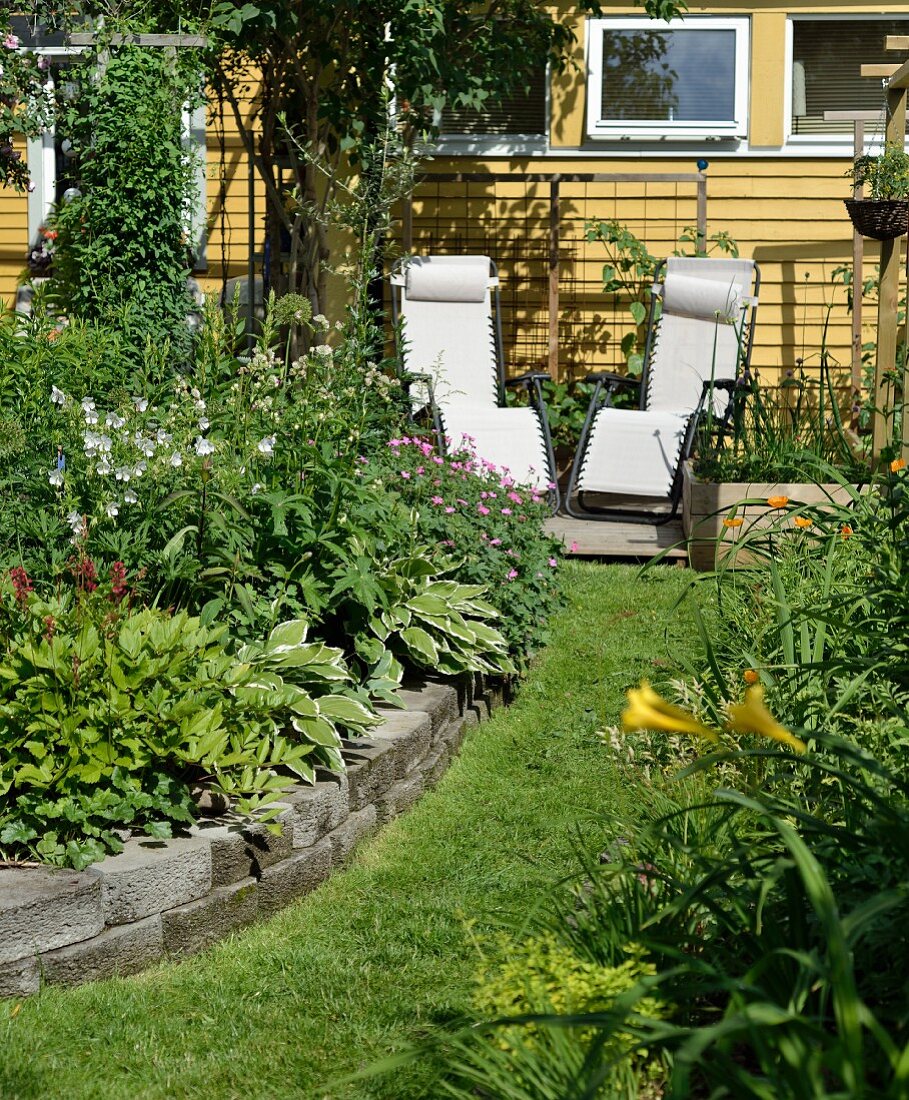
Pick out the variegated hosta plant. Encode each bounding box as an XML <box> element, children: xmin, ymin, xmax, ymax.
<box><xmin>353</xmin><ymin>550</ymin><xmax>515</xmax><ymax>677</ymax></box>
<box><xmin>0</xmin><ymin>582</ymin><xmax>392</xmax><ymax>868</ymax></box>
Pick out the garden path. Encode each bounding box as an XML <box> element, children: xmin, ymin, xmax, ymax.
<box><xmin>0</xmin><ymin>563</ymin><xmax>702</xmax><ymax>1100</ymax></box>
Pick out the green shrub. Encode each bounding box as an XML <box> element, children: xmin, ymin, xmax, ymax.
<box><xmin>49</xmin><ymin>44</ymin><xmax>200</xmax><ymax>369</ymax></box>
<box><xmin>0</xmin><ymin>568</ymin><xmax>388</xmax><ymax>869</ymax></box>
<box><xmin>367</xmin><ymin>435</ymin><xmax>563</xmax><ymax>660</ymax></box>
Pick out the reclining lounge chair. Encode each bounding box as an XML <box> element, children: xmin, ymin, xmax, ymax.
<box><xmin>565</xmin><ymin>256</ymin><xmax>760</xmax><ymax>523</ymax></box>
<box><xmin>391</xmin><ymin>255</ymin><xmax>560</xmax><ymax>506</ymax></box>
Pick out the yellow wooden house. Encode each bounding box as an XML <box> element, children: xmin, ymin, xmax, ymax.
<box><xmin>3</xmin><ymin>3</ymin><xmax>908</xmax><ymax>391</ymax></box>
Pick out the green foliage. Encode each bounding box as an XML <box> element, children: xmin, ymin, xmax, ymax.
<box><xmin>367</xmin><ymin>435</ymin><xmax>562</xmax><ymax>662</ymax></box>
<box><xmin>850</xmin><ymin>143</ymin><xmax>909</xmax><ymax>200</ymax></box>
<box><xmin>49</xmin><ymin>44</ymin><xmax>200</xmax><ymax>369</ymax></box>
<box><xmin>693</xmin><ymin>369</ymin><xmax>870</xmax><ymax>483</ymax></box>
<box><xmin>0</xmin><ymin>569</ymin><xmax>391</xmax><ymax>868</ymax></box>
<box><xmin>584</xmin><ymin>220</ymin><xmax>739</xmax><ymax>375</ymax></box>
<box><xmin>0</xmin><ymin>9</ymin><xmax>55</xmax><ymax>189</ymax></box>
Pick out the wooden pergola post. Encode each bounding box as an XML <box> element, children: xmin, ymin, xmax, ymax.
<box><xmin>862</xmin><ymin>42</ymin><xmax>909</xmax><ymax>461</ymax></box>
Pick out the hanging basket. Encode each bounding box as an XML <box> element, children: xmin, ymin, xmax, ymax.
<box><xmin>844</xmin><ymin>198</ymin><xmax>909</xmax><ymax>241</ymax></box>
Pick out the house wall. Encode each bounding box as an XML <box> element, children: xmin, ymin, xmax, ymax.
<box><xmin>407</xmin><ymin>0</ymin><xmax>909</xmax><ymax>389</ymax></box>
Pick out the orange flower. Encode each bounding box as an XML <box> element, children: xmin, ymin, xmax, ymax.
<box><xmin>767</xmin><ymin>495</ymin><xmax>789</xmax><ymax>509</ymax></box>
<box><xmin>792</xmin><ymin>516</ymin><xmax>812</xmax><ymax>529</ymax></box>
<box><xmin>45</xmin><ymin>329</ymin><xmax>59</xmax><ymax>342</ymax></box>
<box><xmin>744</xmin><ymin>669</ymin><xmax>759</xmax><ymax>685</ymax></box>
<box><xmin>891</xmin><ymin>458</ymin><xmax>906</xmax><ymax>473</ymax></box>
<box><xmin>841</xmin><ymin>524</ymin><xmax>853</xmax><ymax>539</ymax></box>
<box><xmin>723</xmin><ymin>516</ymin><xmax>744</xmax><ymax>529</ymax></box>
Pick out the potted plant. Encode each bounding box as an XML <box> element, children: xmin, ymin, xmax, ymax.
<box><xmin>845</xmin><ymin>144</ymin><xmax>909</xmax><ymax>240</ymax></box>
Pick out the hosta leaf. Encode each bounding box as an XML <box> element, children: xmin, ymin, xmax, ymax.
<box><xmin>400</xmin><ymin>626</ymin><xmax>439</xmax><ymax>665</ymax></box>
<box><xmin>267</xmin><ymin>619</ymin><xmax>309</xmax><ymax>651</ymax></box>
<box><xmin>318</xmin><ymin>695</ymin><xmax>380</xmax><ymax>728</ymax></box>
<box><xmin>291</xmin><ymin>714</ymin><xmax>342</xmax><ymax>747</ymax></box>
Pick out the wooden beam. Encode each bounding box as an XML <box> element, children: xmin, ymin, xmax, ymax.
<box><xmin>67</xmin><ymin>32</ymin><xmax>207</xmax><ymax>47</ymax></box>
<box><xmin>412</xmin><ymin>172</ymin><xmax>704</xmax><ymax>185</ymax></box>
<box><xmin>823</xmin><ymin>110</ymin><xmax>880</xmax><ymax>122</ymax></box>
<box><xmin>861</xmin><ymin>63</ymin><xmax>901</xmax><ymax>78</ymax></box>
<box><xmin>887</xmin><ymin>56</ymin><xmax>909</xmax><ymax>91</ymax></box>
<box><xmin>548</xmin><ymin>179</ymin><xmax>560</xmax><ymax>378</ymax></box>
<box><xmin>885</xmin><ymin>35</ymin><xmax>909</xmax><ymax>51</ymax></box>
<box><xmin>872</xmin><ymin>83</ymin><xmax>908</xmax><ymax>460</ymax></box>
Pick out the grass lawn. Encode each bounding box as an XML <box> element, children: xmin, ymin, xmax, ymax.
<box><xmin>0</xmin><ymin>562</ymin><xmax>703</xmax><ymax>1100</ymax></box>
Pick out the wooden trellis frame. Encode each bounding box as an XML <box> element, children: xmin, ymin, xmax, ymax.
<box><xmin>861</xmin><ymin>36</ymin><xmax>909</xmax><ymax>462</ymax></box>
<box><xmin>402</xmin><ymin>171</ymin><xmax>707</xmax><ymax>379</ymax></box>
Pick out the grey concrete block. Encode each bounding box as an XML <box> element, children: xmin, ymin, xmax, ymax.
<box><xmin>438</xmin><ymin>717</ymin><xmax>468</xmax><ymax>756</ymax></box>
<box><xmin>422</xmin><ymin>743</ymin><xmax>452</xmax><ymax>788</ymax></box>
<box><xmin>461</xmin><ymin>708</ymin><xmax>479</xmax><ymax>731</ymax></box>
<box><xmin>376</xmin><ymin>772</ymin><xmax>426</xmax><ymax>826</ymax></box>
<box><xmin>0</xmin><ymin>868</ymin><xmax>103</xmax><ymax>964</ymax></box>
<box><xmin>0</xmin><ymin>955</ymin><xmax>40</xmax><ymax>997</ymax></box>
<box><xmin>372</xmin><ymin>709</ymin><xmax>433</xmax><ymax>778</ymax></box>
<box><xmin>162</xmin><ymin>877</ymin><xmax>258</xmax><ymax>957</ymax></box>
<box><xmin>90</xmin><ymin>837</ymin><xmax>212</xmax><ymax>925</ymax></box>
<box><xmin>258</xmin><ymin>839</ymin><xmax>332</xmax><ymax>917</ymax></box>
<box><xmin>328</xmin><ymin>805</ymin><xmax>378</xmax><ymax>866</ymax></box>
<box><xmin>397</xmin><ymin>679</ymin><xmax>459</xmax><ymax>738</ymax></box>
<box><xmin>191</xmin><ymin>810</ymin><xmax>294</xmax><ymax>886</ymax></box>
<box><xmin>40</xmin><ymin>915</ymin><xmax>163</xmax><ymax>988</ymax></box>
<box><xmin>471</xmin><ymin>698</ymin><xmax>490</xmax><ymax>724</ymax></box>
<box><xmin>343</xmin><ymin>741</ymin><xmax>396</xmax><ymax>811</ymax></box>
<box><xmin>279</xmin><ymin>773</ymin><xmax>350</xmax><ymax>849</ymax></box>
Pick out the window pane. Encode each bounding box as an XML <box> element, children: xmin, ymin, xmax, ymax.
<box><xmin>441</xmin><ymin>67</ymin><xmax>547</xmax><ymax>136</ymax></box>
<box><xmin>792</xmin><ymin>19</ymin><xmax>909</xmax><ymax>135</ymax></box>
<box><xmin>601</xmin><ymin>29</ymin><xmax>736</xmax><ymax>123</ymax></box>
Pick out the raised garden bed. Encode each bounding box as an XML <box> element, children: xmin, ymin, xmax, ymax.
<box><xmin>682</xmin><ymin>462</ymin><xmax>857</xmax><ymax>571</ymax></box>
<box><xmin>0</xmin><ymin>673</ymin><xmax>504</xmax><ymax>997</ymax></box>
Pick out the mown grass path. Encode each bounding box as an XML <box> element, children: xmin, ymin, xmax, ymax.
<box><xmin>0</xmin><ymin>563</ymin><xmax>702</xmax><ymax>1100</ymax></box>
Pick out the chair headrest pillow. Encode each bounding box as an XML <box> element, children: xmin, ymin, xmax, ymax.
<box><xmin>660</xmin><ymin>272</ymin><xmax>743</xmax><ymax>322</ymax></box>
<box><xmin>405</xmin><ymin>258</ymin><xmax>490</xmax><ymax>303</ymax></box>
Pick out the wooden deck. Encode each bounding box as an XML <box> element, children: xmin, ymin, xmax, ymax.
<box><xmin>544</xmin><ymin>516</ymin><xmax>688</xmax><ymax>560</ymax></box>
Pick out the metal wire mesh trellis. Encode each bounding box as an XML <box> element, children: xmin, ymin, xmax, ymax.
<box><xmin>395</xmin><ymin>172</ymin><xmax>707</xmax><ymax>382</ymax></box>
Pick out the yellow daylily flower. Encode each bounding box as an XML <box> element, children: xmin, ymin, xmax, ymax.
<box><xmin>622</xmin><ymin>681</ymin><xmax>720</xmax><ymax>742</ymax></box>
<box><xmin>726</xmin><ymin>686</ymin><xmax>806</xmax><ymax>753</ymax></box>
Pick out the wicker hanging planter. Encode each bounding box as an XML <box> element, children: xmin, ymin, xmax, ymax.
<box><xmin>844</xmin><ymin>198</ymin><xmax>909</xmax><ymax>241</ymax></box>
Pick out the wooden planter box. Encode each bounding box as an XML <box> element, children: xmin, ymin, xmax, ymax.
<box><xmin>681</xmin><ymin>462</ymin><xmax>856</xmax><ymax>571</ymax></box>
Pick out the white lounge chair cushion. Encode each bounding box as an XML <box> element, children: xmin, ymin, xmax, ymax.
<box><xmin>400</xmin><ymin>292</ymin><xmax>499</xmax><ymax>407</ymax></box>
<box><xmin>439</xmin><ymin>404</ymin><xmax>551</xmax><ymax>492</ymax></box>
<box><xmin>405</xmin><ymin>256</ymin><xmax>490</xmax><ymax>303</ymax></box>
<box><xmin>576</xmin><ymin>408</ymin><xmax>692</xmax><ymax>498</ymax></box>
<box><xmin>661</xmin><ymin>272</ymin><xmax>743</xmax><ymax>322</ymax></box>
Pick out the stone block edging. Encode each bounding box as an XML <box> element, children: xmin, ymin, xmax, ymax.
<box><xmin>0</xmin><ymin>673</ymin><xmax>505</xmax><ymax>997</ymax></box>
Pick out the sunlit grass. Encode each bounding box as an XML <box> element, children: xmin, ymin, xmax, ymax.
<box><xmin>0</xmin><ymin>562</ymin><xmax>702</xmax><ymax>1100</ymax></box>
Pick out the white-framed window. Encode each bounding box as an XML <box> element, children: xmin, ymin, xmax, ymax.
<box><xmin>586</xmin><ymin>17</ymin><xmax>750</xmax><ymax>142</ymax></box>
<box><xmin>434</xmin><ymin>64</ymin><xmax>549</xmax><ymax>154</ymax></box>
<box><xmin>786</xmin><ymin>16</ymin><xmax>909</xmax><ymax>144</ymax></box>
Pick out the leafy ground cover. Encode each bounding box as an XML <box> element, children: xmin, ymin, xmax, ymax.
<box><xmin>0</xmin><ymin>562</ymin><xmax>701</xmax><ymax>1100</ymax></box>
